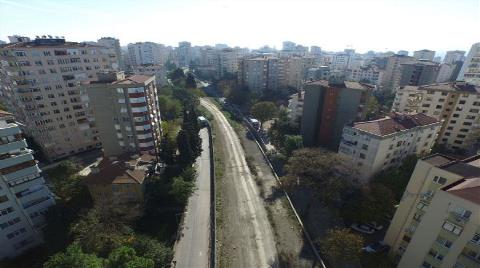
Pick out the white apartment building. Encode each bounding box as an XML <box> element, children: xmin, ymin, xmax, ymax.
<box><xmin>331</xmin><ymin>53</ymin><xmax>351</xmax><ymax>72</ymax></box>
<box><xmin>287</xmin><ymin>90</ymin><xmax>304</xmax><ymax>122</ymax></box>
<box><xmin>346</xmin><ymin>65</ymin><xmax>384</xmax><ymax>85</ymax></box>
<box><xmin>338</xmin><ymin>112</ymin><xmax>441</xmax><ymax>182</ymax></box>
<box><xmin>0</xmin><ymin>111</ymin><xmax>55</xmax><ymax>259</ymax></box>
<box><xmin>457</xmin><ymin>42</ymin><xmax>480</xmax><ymax>85</ymax></box>
<box><xmin>436</xmin><ymin>63</ymin><xmax>456</xmax><ymax>83</ymax></box>
<box><xmin>443</xmin><ymin>50</ymin><xmax>465</xmax><ymax>64</ymax></box>
<box><xmin>218</xmin><ymin>48</ymin><xmax>239</xmax><ymax>75</ymax></box>
<box><xmin>0</xmin><ymin>36</ymin><xmax>117</xmax><ymax>160</ymax></box>
<box><xmin>414</xmin><ymin>49</ymin><xmax>436</xmax><ymax>61</ymax></box>
<box><xmin>127</xmin><ymin>42</ymin><xmax>166</xmax><ymax>66</ymax></box>
<box><xmin>384</xmin><ymin>154</ymin><xmax>480</xmax><ymax>268</ymax></box>
<box><xmin>392</xmin><ymin>82</ymin><xmax>480</xmax><ymax>152</ymax></box>
<box><xmin>97</xmin><ymin>37</ymin><xmax>124</xmax><ymax>70</ymax></box>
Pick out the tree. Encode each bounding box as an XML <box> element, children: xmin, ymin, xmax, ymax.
<box><xmin>185</xmin><ymin>73</ymin><xmax>197</xmax><ymax>88</ymax></box>
<box><xmin>131</xmin><ymin>236</ymin><xmax>173</xmax><ymax>268</ymax></box>
<box><xmin>283</xmin><ymin>135</ymin><xmax>303</xmax><ymax>156</ymax></box>
<box><xmin>170</xmin><ymin>176</ymin><xmax>195</xmax><ymax>204</ymax></box>
<box><xmin>251</xmin><ymin>101</ymin><xmax>277</xmax><ymax>128</ymax></box>
<box><xmin>226</xmin><ymin>84</ymin><xmax>251</xmax><ymax>107</ymax></box>
<box><xmin>158</xmin><ymin>95</ymin><xmax>182</xmax><ymax>120</ymax></box>
<box><xmin>182</xmin><ymin>106</ymin><xmax>202</xmax><ymax>160</ymax></box>
<box><xmin>106</xmin><ymin>246</ymin><xmax>154</xmax><ymax>268</ymax></box>
<box><xmin>373</xmin><ymin>154</ymin><xmax>418</xmax><ymax>201</ymax></box>
<box><xmin>43</xmin><ymin>243</ymin><xmax>103</xmax><ymax>268</ymax></box>
<box><xmin>165</xmin><ymin>61</ymin><xmax>176</xmax><ymax>71</ymax></box>
<box><xmin>319</xmin><ymin>228</ymin><xmax>364</xmax><ymax>263</ymax></box>
<box><xmin>176</xmin><ymin>130</ymin><xmax>194</xmax><ymax>166</ymax></box>
<box><xmin>168</xmin><ymin>68</ymin><xmax>186</xmax><ymax>84</ymax></box>
<box><xmin>70</xmin><ymin>204</ymin><xmax>135</xmax><ymax>256</ymax></box>
<box><xmin>268</xmin><ymin>107</ymin><xmax>300</xmax><ymax>150</ymax></box>
<box><xmin>365</xmin><ymin>96</ymin><xmax>381</xmax><ymax>120</ymax></box>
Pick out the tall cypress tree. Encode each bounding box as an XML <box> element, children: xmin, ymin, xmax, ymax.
<box><xmin>176</xmin><ymin>130</ymin><xmax>194</xmax><ymax>166</ymax></box>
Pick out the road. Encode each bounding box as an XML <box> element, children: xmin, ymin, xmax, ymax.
<box><xmin>173</xmin><ymin>128</ymin><xmax>211</xmax><ymax>268</ymax></box>
<box><xmin>200</xmin><ymin>98</ymin><xmax>278</xmax><ymax>267</ymax></box>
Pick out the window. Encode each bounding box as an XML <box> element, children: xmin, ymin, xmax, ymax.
<box><xmin>436</xmin><ymin>236</ymin><xmax>453</xmax><ymax>248</ymax></box>
<box><xmin>359</xmin><ymin>153</ymin><xmax>366</xmax><ymax>159</ymax></box>
<box><xmin>421</xmin><ymin>261</ymin><xmax>433</xmax><ymax>268</ymax></box>
<box><xmin>433</xmin><ymin>176</ymin><xmax>447</xmax><ymax>185</ymax></box>
<box><xmin>0</xmin><ymin>195</ymin><xmax>8</xmax><ymax>204</ymax></box>
<box><xmin>471</xmin><ymin>233</ymin><xmax>480</xmax><ymax>245</ymax></box>
<box><xmin>452</xmin><ymin>114</ymin><xmax>459</xmax><ymax>118</ymax></box>
<box><xmin>462</xmin><ymin>122</ymin><xmax>472</xmax><ymax>126</ymax></box>
<box><xmin>361</xmin><ymin>144</ymin><xmax>368</xmax><ymax>150</ymax></box>
<box><xmin>470</xmin><ymin>109</ymin><xmax>479</xmax><ymax>113</ymax></box>
<box><xmin>416</xmin><ymin>202</ymin><xmax>428</xmax><ymax>211</ymax></box>
<box><xmin>402</xmin><ymin>235</ymin><xmax>411</xmax><ymax>242</ymax></box>
<box><xmin>428</xmin><ymin>249</ymin><xmax>444</xmax><ymax>260</ymax></box>
<box><xmin>442</xmin><ymin>221</ymin><xmax>462</xmax><ymax>235</ymax></box>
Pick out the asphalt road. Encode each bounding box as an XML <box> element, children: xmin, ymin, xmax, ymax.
<box><xmin>173</xmin><ymin>128</ymin><xmax>211</xmax><ymax>268</ymax></box>
<box><xmin>200</xmin><ymin>98</ymin><xmax>278</xmax><ymax>268</ymax></box>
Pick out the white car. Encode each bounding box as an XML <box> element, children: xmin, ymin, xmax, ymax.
<box><xmin>350</xmin><ymin>223</ymin><xmax>375</xmax><ymax>234</ymax></box>
<box><xmin>366</xmin><ymin>221</ymin><xmax>384</xmax><ymax>231</ymax></box>
<box><xmin>362</xmin><ymin>241</ymin><xmax>390</xmax><ymax>253</ymax></box>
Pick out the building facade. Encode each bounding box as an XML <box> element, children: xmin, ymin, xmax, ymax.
<box><xmin>444</xmin><ymin>50</ymin><xmax>465</xmax><ymax>65</ymax></box>
<box><xmin>392</xmin><ymin>82</ymin><xmax>480</xmax><ymax>152</ymax></box>
<box><xmin>384</xmin><ymin>154</ymin><xmax>480</xmax><ymax>268</ymax></box>
<box><xmin>413</xmin><ymin>49</ymin><xmax>436</xmax><ymax>61</ymax></box>
<box><xmin>399</xmin><ymin>60</ymin><xmax>440</xmax><ymax>87</ymax></box>
<box><xmin>300</xmin><ymin>80</ymin><xmax>373</xmax><ymax>150</ymax></box>
<box><xmin>0</xmin><ymin>111</ymin><xmax>55</xmax><ymax>259</ymax></box>
<box><xmin>0</xmin><ymin>36</ymin><xmax>117</xmax><ymax>160</ymax></box>
<box><xmin>127</xmin><ymin>42</ymin><xmax>165</xmax><ymax>67</ymax></box>
<box><xmin>346</xmin><ymin>65</ymin><xmax>384</xmax><ymax>85</ymax></box>
<box><xmin>457</xmin><ymin>42</ymin><xmax>480</xmax><ymax>86</ymax></box>
<box><xmin>131</xmin><ymin>64</ymin><xmax>167</xmax><ymax>87</ymax></box>
<box><xmin>97</xmin><ymin>37</ymin><xmax>124</xmax><ymax>70</ymax></box>
<box><xmin>84</xmin><ymin>72</ymin><xmax>161</xmax><ymax>157</ymax></box>
<box><xmin>338</xmin><ymin>113</ymin><xmax>441</xmax><ymax>182</ymax></box>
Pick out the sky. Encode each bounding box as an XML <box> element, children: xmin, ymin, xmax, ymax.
<box><xmin>0</xmin><ymin>0</ymin><xmax>479</xmax><ymax>55</ymax></box>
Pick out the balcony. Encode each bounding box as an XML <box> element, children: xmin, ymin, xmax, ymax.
<box><xmin>449</xmin><ymin>211</ymin><xmax>470</xmax><ymax>225</ymax></box>
<box><xmin>0</xmin><ymin>139</ymin><xmax>27</xmax><ymax>153</ymax></box>
<box><xmin>0</xmin><ymin>152</ymin><xmax>34</xmax><ymax>170</ymax></box>
<box><xmin>23</xmin><ymin>195</ymin><xmax>54</xmax><ymax>211</ymax></box>
<box><xmin>3</xmin><ymin>164</ymin><xmax>41</xmax><ymax>181</ymax></box>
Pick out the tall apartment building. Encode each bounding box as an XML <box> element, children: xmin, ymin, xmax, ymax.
<box><xmin>436</xmin><ymin>63</ymin><xmax>456</xmax><ymax>83</ymax></box>
<box><xmin>176</xmin><ymin>41</ymin><xmax>192</xmax><ymax>67</ymax></box>
<box><xmin>397</xmin><ymin>50</ymin><xmax>409</xmax><ymax>56</ymax></box>
<box><xmin>301</xmin><ymin>80</ymin><xmax>373</xmax><ymax>150</ymax></box>
<box><xmin>0</xmin><ymin>36</ymin><xmax>117</xmax><ymax>160</ymax></box>
<box><xmin>384</xmin><ymin>154</ymin><xmax>480</xmax><ymax>268</ymax></box>
<box><xmin>338</xmin><ymin>113</ymin><xmax>441</xmax><ymax>182</ymax></box>
<box><xmin>84</xmin><ymin>72</ymin><xmax>161</xmax><ymax>157</ymax></box>
<box><xmin>457</xmin><ymin>42</ymin><xmax>480</xmax><ymax>86</ymax></box>
<box><xmin>399</xmin><ymin>60</ymin><xmax>440</xmax><ymax>87</ymax></box>
<box><xmin>392</xmin><ymin>82</ymin><xmax>480</xmax><ymax>152</ymax></box>
<box><xmin>381</xmin><ymin>54</ymin><xmax>416</xmax><ymax>92</ymax></box>
<box><xmin>97</xmin><ymin>37</ymin><xmax>124</xmax><ymax>70</ymax></box>
<box><xmin>413</xmin><ymin>49</ymin><xmax>436</xmax><ymax>61</ymax></box>
<box><xmin>444</xmin><ymin>50</ymin><xmax>465</xmax><ymax>64</ymax></box>
<box><xmin>0</xmin><ymin>111</ymin><xmax>55</xmax><ymax>259</ymax></box>
<box><xmin>287</xmin><ymin>90</ymin><xmax>304</xmax><ymax>122</ymax></box>
<box><xmin>127</xmin><ymin>42</ymin><xmax>165</xmax><ymax>67</ymax></box>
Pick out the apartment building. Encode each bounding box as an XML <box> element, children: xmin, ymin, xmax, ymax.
<box><xmin>0</xmin><ymin>36</ymin><xmax>117</xmax><ymax>160</ymax></box>
<box><xmin>84</xmin><ymin>72</ymin><xmax>161</xmax><ymax>157</ymax></box>
<box><xmin>436</xmin><ymin>63</ymin><xmax>456</xmax><ymax>83</ymax></box>
<box><xmin>306</xmin><ymin>66</ymin><xmax>330</xmax><ymax>81</ymax></box>
<box><xmin>176</xmin><ymin>41</ymin><xmax>192</xmax><ymax>67</ymax></box>
<box><xmin>444</xmin><ymin>50</ymin><xmax>465</xmax><ymax>65</ymax></box>
<box><xmin>346</xmin><ymin>65</ymin><xmax>384</xmax><ymax>85</ymax></box>
<box><xmin>381</xmin><ymin>54</ymin><xmax>416</xmax><ymax>92</ymax></box>
<box><xmin>384</xmin><ymin>154</ymin><xmax>480</xmax><ymax>268</ymax></box>
<box><xmin>397</xmin><ymin>50</ymin><xmax>409</xmax><ymax>56</ymax></box>
<box><xmin>414</xmin><ymin>49</ymin><xmax>436</xmax><ymax>61</ymax></box>
<box><xmin>131</xmin><ymin>64</ymin><xmax>167</xmax><ymax>87</ymax></box>
<box><xmin>0</xmin><ymin>111</ymin><xmax>55</xmax><ymax>259</ymax></box>
<box><xmin>127</xmin><ymin>42</ymin><xmax>165</xmax><ymax>66</ymax></box>
<box><xmin>338</xmin><ymin>113</ymin><xmax>441</xmax><ymax>182</ymax></box>
<box><xmin>85</xmin><ymin>153</ymin><xmax>155</xmax><ymax>207</ymax></box>
<box><xmin>392</xmin><ymin>82</ymin><xmax>480</xmax><ymax>152</ymax></box>
<box><xmin>301</xmin><ymin>80</ymin><xmax>373</xmax><ymax>150</ymax></box>
<box><xmin>399</xmin><ymin>60</ymin><xmax>440</xmax><ymax>87</ymax></box>
<box><xmin>458</xmin><ymin>42</ymin><xmax>480</xmax><ymax>86</ymax></box>
<box><xmin>97</xmin><ymin>37</ymin><xmax>124</xmax><ymax>70</ymax></box>
<box><xmin>287</xmin><ymin>90</ymin><xmax>304</xmax><ymax>122</ymax></box>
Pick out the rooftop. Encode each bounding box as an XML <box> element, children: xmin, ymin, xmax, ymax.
<box><xmin>0</xmin><ymin>110</ymin><xmax>13</xmax><ymax>118</ymax></box>
<box><xmin>351</xmin><ymin>112</ymin><xmax>439</xmax><ymax>136</ymax></box>
<box><xmin>422</xmin><ymin>154</ymin><xmax>457</xmax><ymax>167</ymax></box>
<box><xmin>419</xmin><ymin>82</ymin><xmax>480</xmax><ymax>94</ymax></box>
<box><xmin>1</xmin><ymin>39</ymin><xmax>105</xmax><ymax>49</ymax></box>
<box><xmin>442</xmin><ymin>177</ymin><xmax>480</xmax><ymax>205</ymax></box>
<box><xmin>112</xmin><ymin>74</ymin><xmax>153</xmax><ymax>85</ymax></box>
<box><xmin>85</xmin><ymin>154</ymin><xmax>156</xmax><ymax>186</ymax></box>
<box><xmin>304</xmin><ymin>80</ymin><xmax>374</xmax><ymax>91</ymax></box>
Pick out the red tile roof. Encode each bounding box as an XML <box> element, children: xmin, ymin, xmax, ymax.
<box><xmin>112</xmin><ymin>74</ymin><xmax>153</xmax><ymax>85</ymax></box>
<box><xmin>352</xmin><ymin>112</ymin><xmax>439</xmax><ymax>136</ymax></box>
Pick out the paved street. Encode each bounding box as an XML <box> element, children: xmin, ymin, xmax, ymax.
<box><xmin>200</xmin><ymin>98</ymin><xmax>278</xmax><ymax>268</ymax></box>
<box><xmin>173</xmin><ymin>128</ymin><xmax>211</xmax><ymax>268</ymax></box>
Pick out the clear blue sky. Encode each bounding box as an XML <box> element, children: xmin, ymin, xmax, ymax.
<box><xmin>0</xmin><ymin>0</ymin><xmax>479</xmax><ymax>54</ymax></box>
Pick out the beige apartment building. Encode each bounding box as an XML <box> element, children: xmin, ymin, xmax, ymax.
<box><xmin>83</xmin><ymin>72</ymin><xmax>161</xmax><ymax>158</ymax></box>
<box><xmin>458</xmin><ymin>42</ymin><xmax>480</xmax><ymax>86</ymax></box>
<box><xmin>384</xmin><ymin>154</ymin><xmax>480</xmax><ymax>268</ymax></box>
<box><xmin>0</xmin><ymin>36</ymin><xmax>117</xmax><ymax>160</ymax></box>
<box><xmin>392</xmin><ymin>82</ymin><xmax>480</xmax><ymax>152</ymax></box>
<box><xmin>338</xmin><ymin>113</ymin><xmax>441</xmax><ymax>182</ymax></box>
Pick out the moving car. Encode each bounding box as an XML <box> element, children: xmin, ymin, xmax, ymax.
<box><xmin>350</xmin><ymin>223</ymin><xmax>375</xmax><ymax>234</ymax></box>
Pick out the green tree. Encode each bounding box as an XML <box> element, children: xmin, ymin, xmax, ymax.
<box><xmin>251</xmin><ymin>101</ymin><xmax>277</xmax><ymax>128</ymax></box>
<box><xmin>43</xmin><ymin>243</ymin><xmax>103</xmax><ymax>268</ymax></box>
<box><xmin>373</xmin><ymin>154</ymin><xmax>418</xmax><ymax>201</ymax></box>
<box><xmin>176</xmin><ymin>129</ymin><xmax>194</xmax><ymax>166</ymax></box>
<box><xmin>283</xmin><ymin>135</ymin><xmax>303</xmax><ymax>156</ymax></box>
<box><xmin>365</xmin><ymin>96</ymin><xmax>381</xmax><ymax>120</ymax></box>
<box><xmin>165</xmin><ymin>61</ymin><xmax>176</xmax><ymax>71</ymax></box>
<box><xmin>168</xmin><ymin>68</ymin><xmax>186</xmax><ymax>85</ymax></box>
<box><xmin>268</xmin><ymin>107</ymin><xmax>300</xmax><ymax>151</ymax></box>
<box><xmin>226</xmin><ymin>84</ymin><xmax>251</xmax><ymax>107</ymax></box>
<box><xmin>131</xmin><ymin>236</ymin><xmax>173</xmax><ymax>268</ymax></box>
<box><xmin>158</xmin><ymin>95</ymin><xmax>182</xmax><ymax>120</ymax></box>
<box><xmin>170</xmin><ymin>176</ymin><xmax>195</xmax><ymax>204</ymax></box>
<box><xmin>185</xmin><ymin>73</ymin><xmax>197</xmax><ymax>88</ymax></box>
<box><xmin>319</xmin><ymin>228</ymin><xmax>364</xmax><ymax>263</ymax></box>
<box><xmin>70</xmin><ymin>204</ymin><xmax>135</xmax><ymax>256</ymax></box>
<box><xmin>106</xmin><ymin>246</ymin><xmax>154</xmax><ymax>268</ymax></box>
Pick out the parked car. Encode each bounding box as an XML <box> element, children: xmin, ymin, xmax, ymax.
<box><xmin>366</xmin><ymin>221</ymin><xmax>384</xmax><ymax>231</ymax></box>
<box><xmin>350</xmin><ymin>223</ymin><xmax>375</xmax><ymax>234</ymax></box>
<box><xmin>362</xmin><ymin>241</ymin><xmax>390</xmax><ymax>253</ymax></box>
